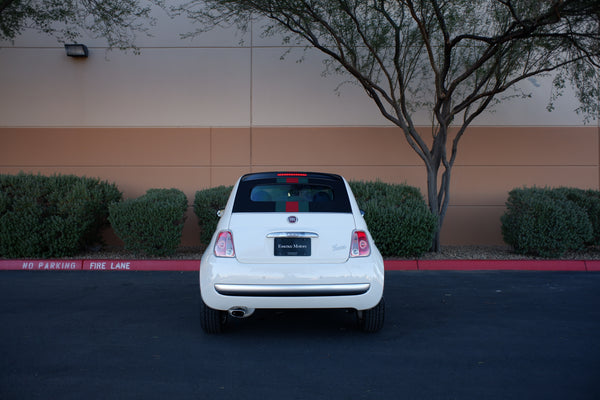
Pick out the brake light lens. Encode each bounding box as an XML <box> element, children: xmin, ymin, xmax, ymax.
<box><xmin>214</xmin><ymin>231</ymin><xmax>235</xmax><ymax>257</ymax></box>
<box><xmin>350</xmin><ymin>230</ymin><xmax>371</xmax><ymax>257</ymax></box>
<box><xmin>277</xmin><ymin>173</ymin><xmax>307</xmax><ymax>177</ymax></box>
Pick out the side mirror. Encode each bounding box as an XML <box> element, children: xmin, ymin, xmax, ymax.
<box><xmin>216</xmin><ymin>209</ymin><xmax>225</xmax><ymax>218</ymax></box>
<box><xmin>360</xmin><ymin>209</ymin><xmax>365</xmax><ymax>217</ymax></box>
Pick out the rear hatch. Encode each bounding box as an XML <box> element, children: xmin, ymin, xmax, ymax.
<box><xmin>228</xmin><ymin>172</ymin><xmax>355</xmax><ymax>264</ymax></box>
<box><xmin>230</xmin><ymin>213</ymin><xmax>355</xmax><ymax>264</ymax></box>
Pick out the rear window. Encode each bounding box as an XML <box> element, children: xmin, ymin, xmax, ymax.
<box><xmin>233</xmin><ymin>173</ymin><xmax>352</xmax><ymax>213</ymax></box>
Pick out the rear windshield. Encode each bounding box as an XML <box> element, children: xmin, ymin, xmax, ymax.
<box><xmin>233</xmin><ymin>174</ymin><xmax>351</xmax><ymax>213</ymax></box>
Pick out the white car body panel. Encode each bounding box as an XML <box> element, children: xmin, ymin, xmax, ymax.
<box><xmin>199</xmin><ymin>172</ymin><xmax>385</xmax><ymax>311</ymax></box>
<box><xmin>230</xmin><ymin>213</ymin><xmax>356</xmax><ymax>264</ymax></box>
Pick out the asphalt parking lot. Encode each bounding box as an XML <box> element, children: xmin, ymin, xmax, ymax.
<box><xmin>1</xmin><ymin>270</ymin><xmax>599</xmax><ymax>400</ymax></box>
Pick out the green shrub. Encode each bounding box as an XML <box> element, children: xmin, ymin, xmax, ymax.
<box><xmin>109</xmin><ymin>188</ymin><xmax>188</xmax><ymax>257</ymax></box>
<box><xmin>349</xmin><ymin>181</ymin><xmax>437</xmax><ymax>257</ymax></box>
<box><xmin>552</xmin><ymin>188</ymin><xmax>600</xmax><ymax>246</ymax></box>
<box><xmin>501</xmin><ymin>187</ymin><xmax>594</xmax><ymax>257</ymax></box>
<box><xmin>0</xmin><ymin>173</ymin><xmax>122</xmax><ymax>258</ymax></box>
<box><xmin>194</xmin><ymin>186</ymin><xmax>233</xmax><ymax>245</ymax></box>
<box><xmin>348</xmin><ymin>179</ymin><xmax>424</xmax><ymax>206</ymax></box>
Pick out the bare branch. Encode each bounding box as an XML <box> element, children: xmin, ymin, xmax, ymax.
<box><xmin>187</xmin><ymin>0</ymin><xmax>600</xmax><ymax>250</ymax></box>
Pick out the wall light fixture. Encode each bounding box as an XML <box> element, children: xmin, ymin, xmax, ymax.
<box><xmin>64</xmin><ymin>44</ymin><xmax>89</xmax><ymax>58</ymax></box>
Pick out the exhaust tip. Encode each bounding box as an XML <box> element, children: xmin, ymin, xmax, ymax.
<box><xmin>228</xmin><ymin>306</ymin><xmax>255</xmax><ymax>319</ymax></box>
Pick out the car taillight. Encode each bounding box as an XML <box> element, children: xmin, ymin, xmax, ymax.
<box><xmin>276</xmin><ymin>173</ymin><xmax>307</xmax><ymax>177</ymax></box>
<box><xmin>214</xmin><ymin>231</ymin><xmax>235</xmax><ymax>257</ymax></box>
<box><xmin>350</xmin><ymin>230</ymin><xmax>371</xmax><ymax>257</ymax></box>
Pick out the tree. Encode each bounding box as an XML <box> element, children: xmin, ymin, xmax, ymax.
<box><xmin>0</xmin><ymin>0</ymin><xmax>158</xmax><ymax>52</ymax></box>
<box><xmin>176</xmin><ymin>0</ymin><xmax>600</xmax><ymax>250</ymax></box>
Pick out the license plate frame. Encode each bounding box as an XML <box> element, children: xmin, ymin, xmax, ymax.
<box><xmin>274</xmin><ymin>237</ymin><xmax>311</xmax><ymax>256</ymax></box>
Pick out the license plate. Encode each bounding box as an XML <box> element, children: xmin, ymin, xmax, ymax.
<box><xmin>274</xmin><ymin>238</ymin><xmax>311</xmax><ymax>256</ymax></box>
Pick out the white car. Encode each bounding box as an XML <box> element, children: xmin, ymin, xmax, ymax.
<box><xmin>199</xmin><ymin>172</ymin><xmax>385</xmax><ymax>333</ymax></box>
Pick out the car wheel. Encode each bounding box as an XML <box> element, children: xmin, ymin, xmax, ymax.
<box><xmin>358</xmin><ymin>297</ymin><xmax>385</xmax><ymax>333</ymax></box>
<box><xmin>199</xmin><ymin>299</ymin><xmax>227</xmax><ymax>334</ymax></box>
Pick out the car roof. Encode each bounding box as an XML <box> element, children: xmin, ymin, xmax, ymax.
<box><xmin>233</xmin><ymin>171</ymin><xmax>352</xmax><ymax>213</ymax></box>
<box><xmin>239</xmin><ymin>172</ymin><xmax>345</xmax><ymax>182</ymax></box>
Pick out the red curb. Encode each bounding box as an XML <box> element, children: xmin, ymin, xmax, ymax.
<box><xmin>416</xmin><ymin>259</ymin><xmax>587</xmax><ymax>271</ymax></box>
<box><xmin>0</xmin><ymin>259</ymin><xmax>82</xmax><ymax>271</ymax></box>
<box><xmin>584</xmin><ymin>261</ymin><xmax>600</xmax><ymax>272</ymax></box>
<box><xmin>83</xmin><ymin>260</ymin><xmax>200</xmax><ymax>271</ymax></box>
<box><xmin>384</xmin><ymin>260</ymin><xmax>418</xmax><ymax>271</ymax></box>
<box><xmin>0</xmin><ymin>259</ymin><xmax>596</xmax><ymax>272</ymax></box>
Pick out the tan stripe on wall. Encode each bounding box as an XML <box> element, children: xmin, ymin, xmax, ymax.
<box><xmin>1</xmin><ymin>126</ymin><xmax>597</xmax><ymax>246</ymax></box>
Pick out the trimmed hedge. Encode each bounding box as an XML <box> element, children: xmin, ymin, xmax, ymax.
<box><xmin>349</xmin><ymin>180</ymin><xmax>424</xmax><ymax>206</ymax></box>
<box><xmin>501</xmin><ymin>187</ymin><xmax>595</xmax><ymax>258</ymax></box>
<box><xmin>552</xmin><ymin>188</ymin><xmax>600</xmax><ymax>245</ymax></box>
<box><xmin>194</xmin><ymin>185</ymin><xmax>233</xmax><ymax>246</ymax></box>
<box><xmin>109</xmin><ymin>188</ymin><xmax>188</xmax><ymax>257</ymax></box>
<box><xmin>0</xmin><ymin>173</ymin><xmax>122</xmax><ymax>258</ymax></box>
<box><xmin>349</xmin><ymin>181</ymin><xmax>437</xmax><ymax>257</ymax></box>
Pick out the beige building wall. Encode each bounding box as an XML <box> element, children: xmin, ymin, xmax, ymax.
<box><xmin>1</xmin><ymin>10</ymin><xmax>598</xmax><ymax>248</ymax></box>
<box><xmin>1</xmin><ymin>126</ymin><xmax>597</xmax><ymax>246</ymax></box>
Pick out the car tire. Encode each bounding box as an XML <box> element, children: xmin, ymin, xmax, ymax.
<box><xmin>358</xmin><ymin>297</ymin><xmax>385</xmax><ymax>333</ymax></box>
<box><xmin>199</xmin><ymin>299</ymin><xmax>227</xmax><ymax>334</ymax></box>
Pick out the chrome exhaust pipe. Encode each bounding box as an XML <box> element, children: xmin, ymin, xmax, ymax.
<box><xmin>228</xmin><ymin>306</ymin><xmax>254</xmax><ymax>319</ymax></box>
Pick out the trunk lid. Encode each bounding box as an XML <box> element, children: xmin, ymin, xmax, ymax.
<box><xmin>229</xmin><ymin>213</ymin><xmax>355</xmax><ymax>264</ymax></box>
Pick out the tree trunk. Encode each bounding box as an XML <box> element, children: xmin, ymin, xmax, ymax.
<box><xmin>425</xmin><ymin>120</ymin><xmax>452</xmax><ymax>253</ymax></box>
<box><xmin>426</xmin><ymin>164</ymin><xmax>442</xmax><ymax>252</ymax></box>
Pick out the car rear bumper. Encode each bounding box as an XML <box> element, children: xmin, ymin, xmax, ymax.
<box><xmin>199</xmin><ymin>254</ymin><xmax>384</xmax><ymax>311</ymax></box>
<box><xmin>214</xmin><ymin>282</ymin><xmax>371</xmax><ymax>297</ymax></box>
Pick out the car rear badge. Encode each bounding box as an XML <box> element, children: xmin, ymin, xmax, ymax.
<box><xmin>288</xmin><ymin>216</ymin><xmax>298</xmax><ymax>224</ymax></box>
